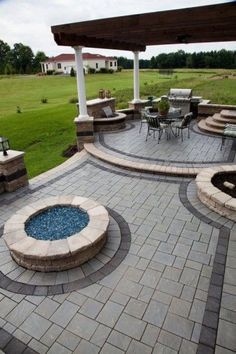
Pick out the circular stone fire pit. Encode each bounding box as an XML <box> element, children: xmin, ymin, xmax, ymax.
<box><xmin>3</xmin><ymin>196</ymin><xmax>109</xmax><ymax>272</ymax></box>
<box><xmin>196</xmin><ymin>166</ymin><xmax>236</xmax><ymax>222</ymax></box>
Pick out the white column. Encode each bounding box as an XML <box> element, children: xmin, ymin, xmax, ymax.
<box><xmin>132</xmin><ymin>51</ymin><xmax>141</xmax><ymax>103</ymax></box>
<box><xmin>74</xmin><ymin>46</ymin><xmax>89</xmax><ymax>119</ymax></box>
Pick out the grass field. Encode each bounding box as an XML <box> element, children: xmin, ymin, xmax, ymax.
<box><xmin>0</xmin><ymin>69</ymin><xmax>236</xmax><ymax>177</ymax></box>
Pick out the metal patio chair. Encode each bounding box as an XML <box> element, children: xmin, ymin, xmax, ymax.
<box><xmin>146</xmin><ymin>114</ymin><xmax>165</xmax><ymax>143</ymax></box>
<box><xmin>172</xmin><ymin>112</ymin><xmax>193</xmax><ymax>141</ymax></box>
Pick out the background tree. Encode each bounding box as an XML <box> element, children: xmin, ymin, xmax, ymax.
<box><xmin>10</xmin><ymin>43</ymin><xmax>34</xmax><ymax>74</ymax></box>
<box><xmin>0</xmin><ymin>40</ymin><xmax>11</xmax><ymax>74</ymax></box>
<box><xmin>33</xmin><ymin>51</ymin><xmax>47</xmax><ymax>72</ymax></box>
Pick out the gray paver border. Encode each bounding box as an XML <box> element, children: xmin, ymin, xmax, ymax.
<box><xmin>0</xmin><ymin>327</ymin><xmax>38</xmax><ymax>354</ymax></box>
<box><xmin>0</xmin><ymin>208</ymin><xmax>131</xmax><ymax>296</ymax></box>
<box><xmin>98</xmin><ymin>121</ymin><xmax>236</xmax><ymax>164</ymax></box>
<box><xmin>179</xmin><ymin>181</ymin><xmax>230</xmax><ymax>354</ymax></box>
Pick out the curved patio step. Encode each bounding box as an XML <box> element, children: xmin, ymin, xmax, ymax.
<box><xmin>221</xmin><ymin>109</ymin><xmax>236</xmax><ymax>119</ymax></box>
<box><xmin>205</xmin><ymin>117</ymin><xmax>225</xmax><ymax>130</ymax></box>
<box><xmin>212</xmin><ymin>114</ymin><xmax>236</xmax><ymax>124</ymax></box>
<box><xmin>198</xmin><ymin>119</ymin><xmax>223</xmax><ymax>135</ymax></box>
<box><xmin>84</xmin><ymin>143</ymin><xmax>202</xmax><ymax>177</ymax></box>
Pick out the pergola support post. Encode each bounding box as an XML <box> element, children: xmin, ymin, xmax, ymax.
<box><xmin>73</xmin><ymin>46</ymin><xmax>94</xmax><ymax>151</ymax></box>
<box><xmin>133</xmin><ymin>51</ymin><xmax>140</xmax><ymax>104</ymax></box>
<box><xmin>129</xmin><ymin>51</ymin><xmax>148</xmax><ymax>113</ymax></box>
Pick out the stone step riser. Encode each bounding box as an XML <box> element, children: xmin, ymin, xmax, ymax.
<box><xmin>198</xmin><ymin>119</ymin><xmax>223</xmax><ymax>135</ymax></box>
<box><xmin>205</xmin><ymin>117</ymin><xmax>225</xmax><ymax>130</ymax></box>
<box><xmin>212</xmin><ymin>116</ymin><xmax>236</xmax><ymax>124</ymax></box>
<box><xmin>221</xmin><ymin>110</ymin><xmax>236</xmax><ymax>119</ymax></box>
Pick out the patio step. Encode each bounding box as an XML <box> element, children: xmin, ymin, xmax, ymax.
<box><xmin>221</xmin><ymin>109</ymin><xmax>236</xmax><ymax>119</ymax></box>
<box><xmin>212</xmin><ymin>113</ymin><xmax>236</xmax><ymax>124</ymax></box>
<box><xmin>84</xmin><ymin>143</ymin><xmax>202</xmax><ymax>177</ymax></box>
<box><xmin>198</xmin><ymin>109</ymin><xmax>236</xmax><ymax>135</ymax></box>
<box><xmin>205</xmin><ymin>117</ymin><xmax>225</xmax><ymax>130</ymax></box>
<box><xmin>198</xmin><ymin>118</ymin><xmax>223</xmax><ymax>135</ymax></box>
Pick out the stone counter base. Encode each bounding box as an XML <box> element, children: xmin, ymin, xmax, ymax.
<box><xmin>3</xmin><ymin>196</ymin><xmax>109</xmax><ymax>272</ymax></box>
<box><xmin>196</xmin><ymin>165</ymin><xmax>236</xmax><ymax>221</ymax></box>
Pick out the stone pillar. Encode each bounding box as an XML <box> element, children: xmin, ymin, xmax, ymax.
<box><xmin>132</xmin><ymin>51</ymin><xmax>141</xmax><ymax>104</ymax></box>
<box><xmin>0</xmin><ymin>150</ymin><xmax>28</xmax><ymax>193</ymax></box>
<box><xmin>73</xmin><ymin>46</ymin><xmax>94</xmax><ymax>150</ymax></box>
<box><xmin>74</xmin><ymin>116</ymin><xmax>94</xmax><ymax>151</ymax></box>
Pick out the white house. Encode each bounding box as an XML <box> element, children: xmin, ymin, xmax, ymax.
<box><xmin>41</xmin><ymin>53</ymin><xmax>117</xmax><ymax>74</ymax></box>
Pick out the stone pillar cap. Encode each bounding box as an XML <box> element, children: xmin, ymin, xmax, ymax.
<box><xmin>0</xmin><ymin>150</ymin><xmax>25</xmax><ymax>164</ymax></box>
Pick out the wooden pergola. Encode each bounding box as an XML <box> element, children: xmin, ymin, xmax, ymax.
<box><xmin>51</xmin><ymin>2</ymin><xmax>236</xmax><ymax>52</ymax></box>
<box><xmin>51</xmin><ymin>2</ymin><xmax>236</xmax><ymax>122</ymax></box>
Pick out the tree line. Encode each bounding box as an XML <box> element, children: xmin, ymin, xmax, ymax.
<box><xmin>1</xmin><ymin>38</ymin><xmax>236</xmax><ymax>75</ymax></box>
<box><xmin>117</xmin><ymin>49</ymin><xmax>236</xmax><ymax>69</ymax></box>
<box><xmin>0</xmin><ymin>39</ymin><xmax>47</xmax><ymax>74</ymax></box>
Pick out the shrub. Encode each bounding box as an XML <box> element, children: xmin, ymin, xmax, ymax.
<box><xmin>16</xmin><ymin>106</ymin><xmax>21</xmax><ymax>113</ymax></box>
<box><xmin>70</xmin><ymin>67</ymin><xmax>76</xmax><ymax>77</ymax></box>
<box><xmin>88</xmin><ymin>67</ymin><xmax>96</xmax><ymax>74</ymax></box>
<box><xmin>99</xmin><ymin>68</ymin><xmax>109</xmax><ymax>74</ymax></box>
<box><xmin>69</xmin><ymin>97</ymin><xmax>78</xmax><ymax>104</ymax></box>
<box><xmin>117</xmin><ymin>66</ymin><xmax>122</xmax><ymax>72</ymax></box>
<box><xmin>108</xmin><ymin>69</ymin><xmax>114</xmax><ymax>74</ymax></box>
<box><xmin>41</xmin><ymin>97</ymin><xmax>48</xmax><ymax>104</ymax></box>
<box><xmin>46</xmin><ymin>70</ymin><xmax>54</xmax><ymax>75</ymax></box>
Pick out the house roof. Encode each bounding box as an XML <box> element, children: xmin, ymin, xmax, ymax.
<box><xmin>51</xmin><ymin>2</ymin><xmax>236</xmax><ymax>52</ymax></box>
<box><xmin>44</xmin><ymin>53</ymin><xmax>116</xmax><ymax>63</ymax></box>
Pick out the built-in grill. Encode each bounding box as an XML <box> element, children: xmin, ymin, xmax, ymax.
<box><xmin>167</xmin><ymin>88</ymin><xmax>192</xmax><ymax>116</ymax></box>
<box><xmin>161</xmin><ymin>88</ymin><xmax>202</xmax><ymax>117</ymax></box>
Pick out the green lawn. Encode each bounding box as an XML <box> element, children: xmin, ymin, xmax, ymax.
<box><xmin>0</xmin><ymin>69</ymin><xmax>236</xmax><ymax>177</ymax></box>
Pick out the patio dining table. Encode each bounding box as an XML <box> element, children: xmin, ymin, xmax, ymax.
<box><xmin>149</xmin><ymin>111</ymin><xmax>183</xmax><ymax>139</ymax></box>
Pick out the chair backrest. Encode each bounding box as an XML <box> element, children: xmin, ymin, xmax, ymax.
<box><xmin>181</xmin><ymin>112</ymin><xmax>193</xmax><ymax>127</ymax></box>
<box><xmin>146</xmin><ymin>115</ymin><xmax>160</xmax><ymax>129</ymax></box>
<box><xmin>140</xmin><ymin>109</ymin><xmax>148</xmax><ymax>119</ymax></box>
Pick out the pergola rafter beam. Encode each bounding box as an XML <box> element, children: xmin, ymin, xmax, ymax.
<box><xmin>51</xmin><ymin>2</ymin><xmax>236</xmax><ymax>50</ymax></box>
<box><xmin>54</xmin><ymin>33</ymin><xmax>145</xmax><ymax>52</ymax></box>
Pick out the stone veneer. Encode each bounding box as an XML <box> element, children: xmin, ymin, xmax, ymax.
<box><xmin>83</xmin><ymin>97</ymin><xmax>116</xmax><ymax>118</ymax></box>
<box><xmin>74</xmin><ymin>116</ymin><xmax>94</xmax><ymax>151</ymax></box>
<box><xmin>198</xmin><ymin>101</ymin><xmax>236</xmax><ymax>118</ymax></box>
<box><xmin>0</xmin><ymin>150</ymin><xmax>28</xmax><ymax>193</ymax></box>
<box><xmin>196</xmin><ymin>165</ymin><xmax>236</xmax><ymax>221</ymax></box>
<box><xmin>93</xmin><ymin>112</ymin><xmax>126</xmax><ymax>132</ymax></box>
<box><xmin>128</xmin><ymin>99</ymin><xmax>149</xmax><ymax>111</ymax></box>
<box><xmin>3</xmin><ymin>196</ymin><xmax>109</xmax><ymax>272</ymax></box>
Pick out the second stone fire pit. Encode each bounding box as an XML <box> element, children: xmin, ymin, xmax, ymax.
<box><xmin>196</xmin><ymin>166</ymin><xmax>236</xmax><ymax>222</ymax></box>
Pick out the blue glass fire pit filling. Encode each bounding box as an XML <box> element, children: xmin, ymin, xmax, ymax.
<box><xmin>25</xmin><ymin>206</ymin><xmax>89</xmax><ymax>241</ymax></box>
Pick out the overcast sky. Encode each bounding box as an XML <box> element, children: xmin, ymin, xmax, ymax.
<box><xmin>0</xmin><ymin>0</ymin><xmax>235</xmax><ymax>59</ymax></box>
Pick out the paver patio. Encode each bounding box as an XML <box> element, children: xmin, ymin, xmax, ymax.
<box><xmin>0</xmin><ymin>123</ymin><xmax>235</xmax><ymax>353</ymax></box>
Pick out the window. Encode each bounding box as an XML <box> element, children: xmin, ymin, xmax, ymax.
<box><xmin>96</xmin><ymin>63</ymin><xmax>98</xmax><ymax>69</ymax></box>
<box><xmin>57</xmin><ymin>63</ymin><xmax>61</xmax><ymax>69</ymax></box>
<box><xmin>46</xmin><ymin>64</ymin><xmax>48</xmax><ymax>69</ymax></box>
<box><xmin>110</xmin><ymin>62</ymin><xmax>113</xmax><ymax>67</ymax></box>
<box><xmin>64</xmin><ymin>67</ymin><xmax>66</xmax><ymax>70</ymax></box>
<box><xmin>114</xmin><ymin>62</ymin><xmax>117</xmax><ymax>66</ymax></box>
